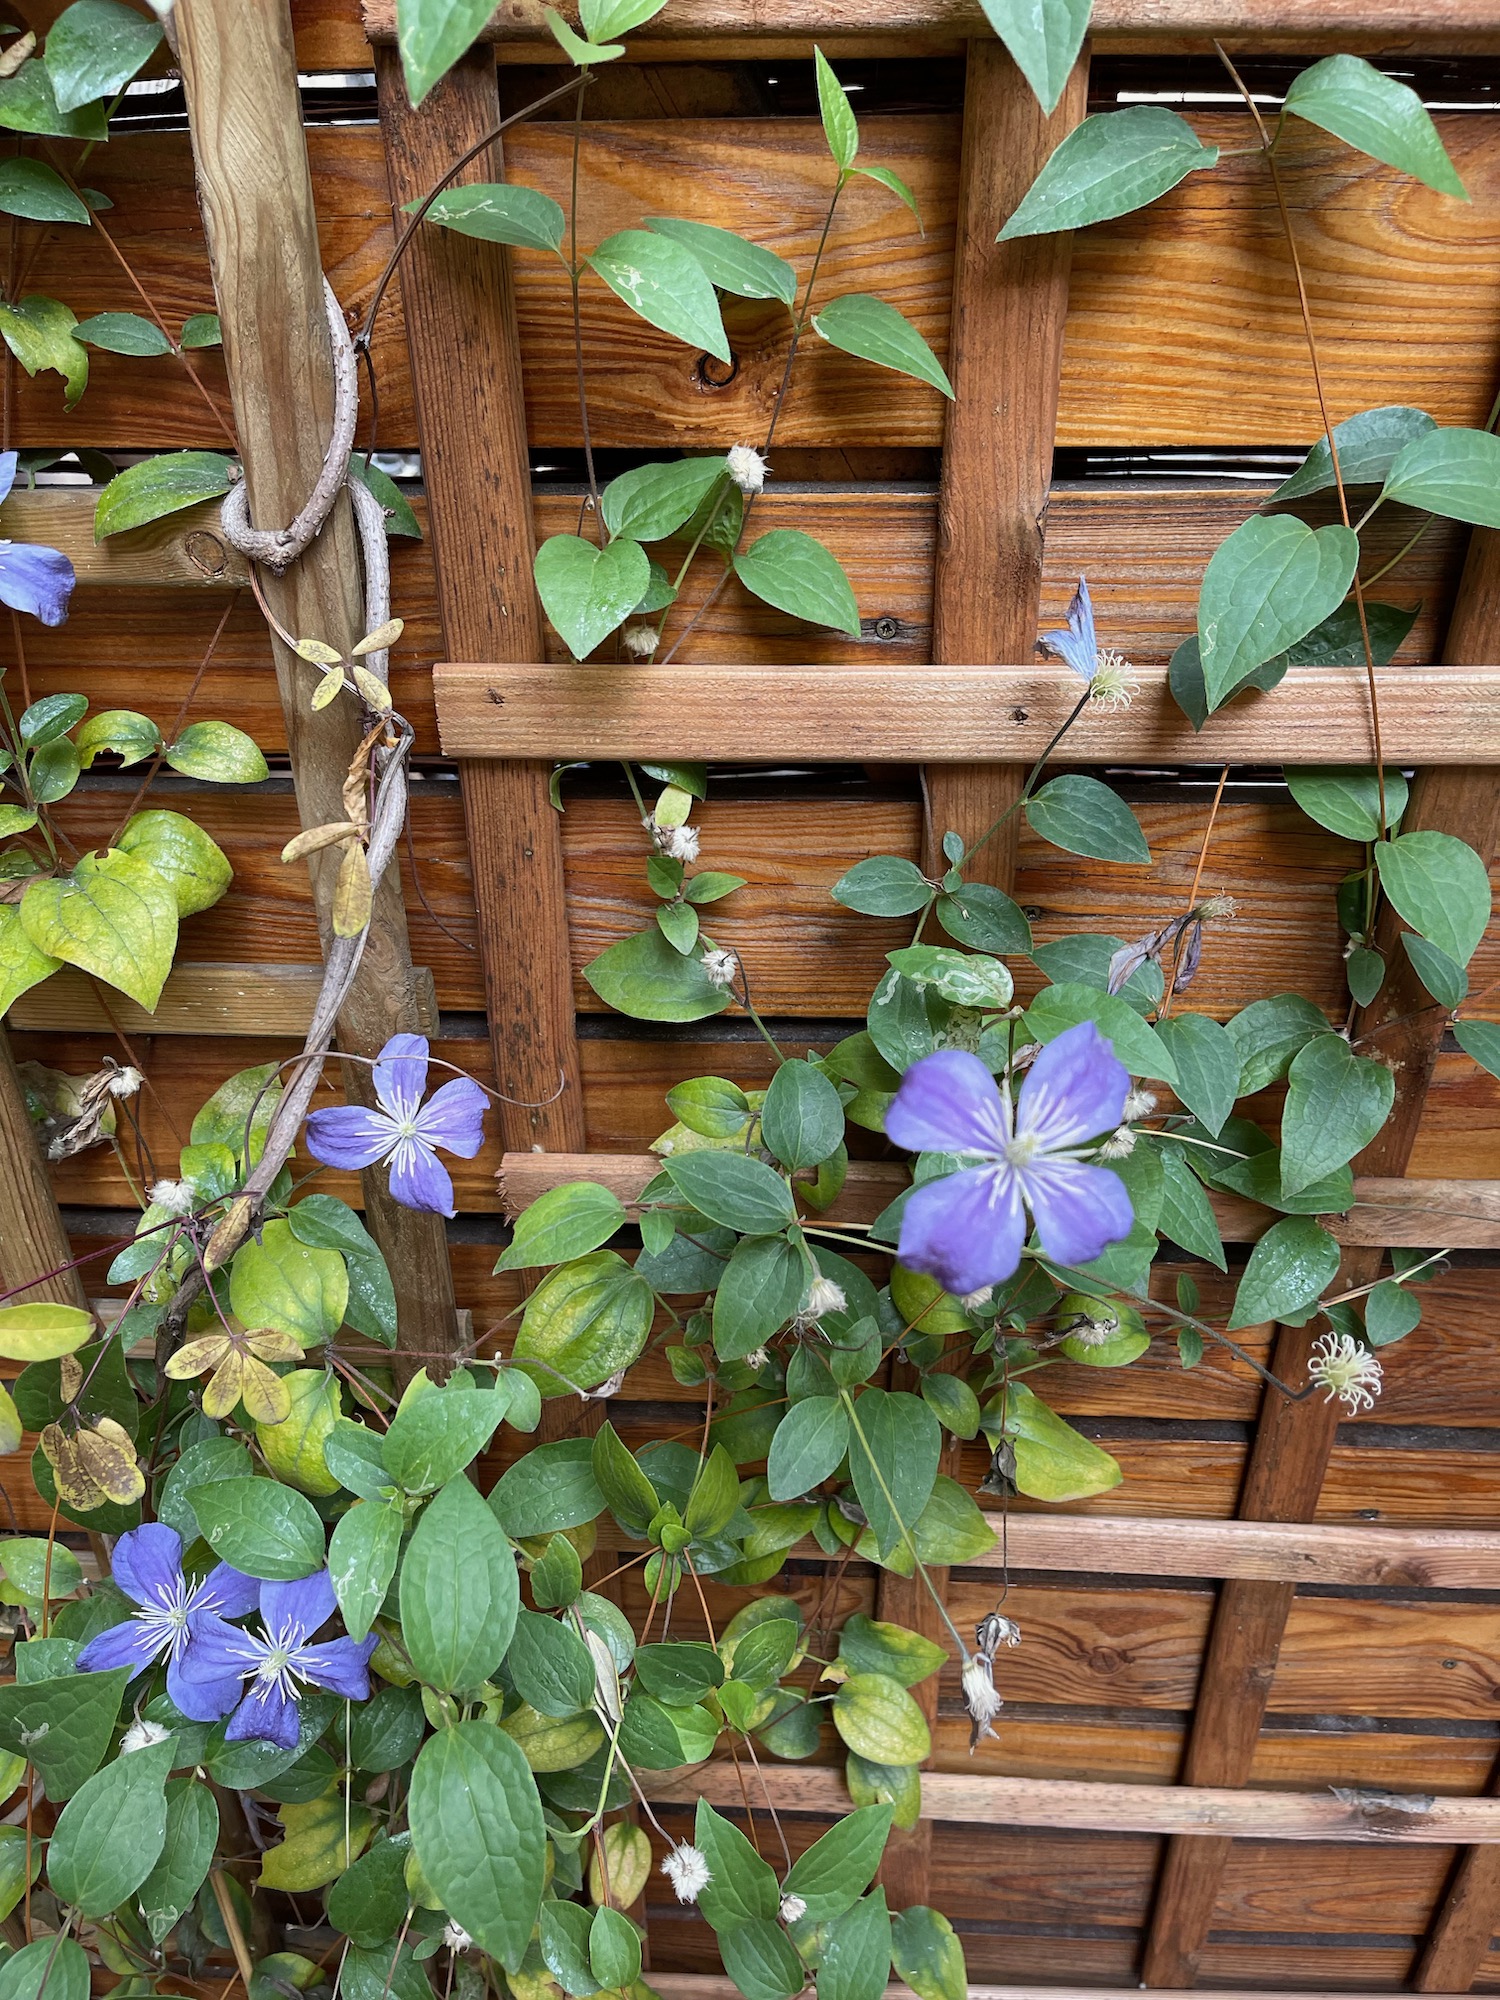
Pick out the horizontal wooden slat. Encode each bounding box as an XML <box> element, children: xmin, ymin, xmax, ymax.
<box><xmin>7</xmin><ymin>962</ymin><xmax>435</xmax><ymax>1036</ymax></box>
<box><xmin>23</xmin><ymin>117</ymin><xmax>1500</xmax><ymax>449</ymax></box>
<box><xmin>436</xmin><ymin>662</ymin><xmax>1499</xmax><ymax>764</ymax></box>
<box><xmin>641</xmin><ymin>1766</ymin><xmax>1500</xmax><ymax>1840</ymax></box>
<box><xmin>361</xmin><ymin>0</ymin><xmax>1500</xmax><ymax>52</ymax></box>
<box><xmin>648</xmin><ymin>1985</ymin><xmax>1471</xmax><ymax>2000</ymax></box>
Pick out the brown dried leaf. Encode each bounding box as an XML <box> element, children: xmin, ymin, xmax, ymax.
<box><xmin>58</xmin><ymin>1354</ymin><xmax>83</xmax><ymax>1402</ymax></box>
<box><xmin>281</xmin><ymin>821</ymin><xmax>364</xmax><ymax>866</ymax></box>
<box><xmin>75</xmin><ymin>1420</ymin><xmax>145</xmax><ymax>1505</ymax></box>
<box><xmin>333</xmin><ymin>842</ymin><xmax>372</xmax><ymax>939</ymax></box>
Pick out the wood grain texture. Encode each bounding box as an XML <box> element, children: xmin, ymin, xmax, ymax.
<box><xmin>0</xmin><ymin>1028</ymin><xmax>86</xmax><ymax>1308</ymax></box>
<box><xmin>7</xmin><ymin>962</ymin><xmax>435</xmax><ymax>1037</ymax></box>
<box><xmin>640</xmin><ymin>1765</ymin><xmax>1500</xmax><ymax>1841</ymax></box>
<box><xmin>376</xmin><ymin>46</ymin><xmax>585</xmax><ymax>1153</ymax></box>
<box><xmin>433</xmin><ymin>662</ymin><xmax>1500</xmax><ymax>764</ymax></box>
<box><xmin>24</xmin><ymin>118</ymin><xmax>1500</xmax><ymax>450</ymax></box>
<box><xmin>175</xmin><ymin>0</ymin><xmax>458</xmax><ymax>1367</ymax></box>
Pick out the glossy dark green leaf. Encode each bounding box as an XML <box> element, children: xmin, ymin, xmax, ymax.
<box><xmin>1001</xmin><ymin>106</ymin><xmax>1217</xmax><ymax>237</ymax></box>
<box><xmin>408</xmin><ymin>1720</ymin><xmax>545</xmax><ymax>1969</ymax></box>
<box><xmin>400</xmin><ymin>1476</ymin><xmax>518</xmax><ymax>1690</ymax></box>
<box><xmin>1284</xmin><ymin>54</ymin><xmax>1467</xmax><ymax>197</ymax></box>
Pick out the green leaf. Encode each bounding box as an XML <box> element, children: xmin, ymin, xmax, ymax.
<box><xmin>819</xmin><ymin>1889</ymin><xmax>892</xmax><ymax>2000</ymax></box>
<box><xmin>496</xmin><ymin>1182</ymin><xmax>625</xmax><ymax>1273</ymax></box>
<box><xmin>581</xmin><ymin>0</ymin><xmax>668</xmax><ymax>35</ymax></box>
<box><xmin>287</xmin><ymin>1195</ymin><xmax>397</xmax><ymax>1349</ymax></box>
<box><xmin>396</xmin><ymin>0</ymin><xmax>496</xmax><ymax>105</ymax></box>
<box><xmin>327</xmin><ymin>1499</ymin><xmax>403</xmax><ymax>1643</ymax></box>
<box><xmin>1025</xmin><ymin>981</ymin><xmax>1179</xmax><ymax>1085</ymax></box>
<box><xmin>695</xmin><ymin>1799</ymin><xmax>779</xmax><ymax>1930</ymax></box>
<box><xmin>1284</xmin><ymin>53</ymin><xmax>1467</xmax><ymax>197</ymax></box>
<box><xmin>95</xmin><ymin>452</ymin><xmax>234</xmax><ymax>540</ymax></box>
<box><xmin>644</xmin><ymin>216</ymin><xmax>796</xmax><ymax>304</ymax></box>
<box><xmin>0</xmin><ymin>158</ymin><xmax>88</xmax><ymax>225</ymax></box>
<box><xmin>1158</xmin><ymin>1147</ymin><xmax>1227</xmax><ymax>1270</ymax></box>
<box><xmin>138</xmin><ymin>1777</ymin><xmax>218</xmax><ymax>1942</ymax></box>
<box><xmin>409</xmin><ymin>1720</ymin><xmax>544</xmax><ymax>1969</ymax></box>
<box><xmin>766</xmin><ymin>1395</ymin><xmax>849</xmax><ymax>1499</ymax></box>
<box><xmin>0</xmin><ymin>1664</ymin><xmax>128</xmax><ymax>1798</ymax></box>
<box><xmin>719</xmin><ymin>1919</ymin><xmax>807</xmax><ymax>2000</ymax></box>
<box><xmin>713</xmin><ymin>1233</ymin><xmax>804</xmax><ymax>1361</ymax></box>
<box><xmin>544</xmin><ymin>7</ymin><xmax>624</xmax><ymax>63</ymax></box>
<box><xmin>0</xmin><ymin>1939</ymin><xmax>89</xmax><ymax>2000</ymax></box>
<box><xmin>1402</xmin><ymin>932</ymin><xmax>1467</xmax><ymax>1009</ymax></box>
<box><xmin>73</xmin><ymin>311</ymin><xmax>172</xmax><ymax>357</ymax></box>
<box><xmin>1375</xmin><ymin>830</ymin><xmax>1492</xmax><ymax>965</ymax></box>
<box><xmin>508</xmin><ymin>1607</ymin><xmax>596</xmax><ymax>1718</ymax></box>
<box><xmin>0</xmin><ymin>294</ymin><xmax>86</xmax><ymax>408</ymax></box>
<box><xmin>534</xmin><ymin>532</ymin><xmax>649</xmax><ymax>660</ymax></box>
<box><xmin>1365</xmin><ymin>1279</ymin><xmax>1422</xmax><ymax>1346</ymax></box>
<box><xmin>591</xmin><ymin>1420</ymin><xmax>660</xmax><ymax>1535</ymax></box>
<box><xmin>19</xmin><ymin>848</ymin><xmax>176</xmax><ymax>1011</ymax></box>
<box><xmin>347</xmin><ymin>457</ymin><xmax>420</xmax><ymax>539</ymax></box>
<box><xmin>1381</xmin><ymin>426</ymin><xmax>1500</xmax><ymax>527</ymax></box>
<box><xmin>1026</xmin><ymin>774</ymin><xmax>1150</xmax><ymax>863</ymax></box>
<box><xmin>383</xmin><ymin>1386</ymin><xmax>507</xmax><ymax>1493</ymax></box>
<box><xmin>180</xmin><ymin>312</ymin><xmax>221</xmax><ymax>350</ymax></box>
<box><xmin>45</xmin><ymin>0</ymin><xmax>161</xmax><ymax>111</ymax></box>
<box><xmin>188</xmin><ymin>1477</ymin><xmax>326</xmax><ymax>1579</ymax></box>
<box><xmin>664</xmin><ymin>1151</ymin><xmax>794</xmax><ymax>1233</ymax></box>
<box><xmin>855</xmin><ymin>163</ymin><xmax>923</xmax><ymax>227</ymax></box>
<box><xmin>763</xmin><ymin>1057</ymin><xmax>845</xmax><ymax>1170</ymax></box>
<box><xmin>20</xmin><ymin>695</ymin><xmax>85</xmax><ymax>747</ymax></box>
<box><xmin>1274</xmin><ymin>404</ymin><xmax>1436</xmax><ymax>500</ymax></box>
<box><xmin>783</xmin><ymin>1805</ymin><xmax>892</xmax><ymax>1925</ymax></box>
<box><xmin>230</xmin><ymin>1217</ymin><xmax>348</xmax><ymax>1347</ymax></box>
<box><xmin>401</xmin><ymin>1475</ymin><xmax>518</xmax><ymax>1689</ymax></box>
<box><xmin>833</xmin><ymin>854</ymin><xmax>931</xmax><ymax>916</ymax></box>
<box><xmin>601</xmin><ymin>456</ymin><xmax>726</xmax><ymax>543</ymax></box>
<box><xmin>833</xmin><ymin>1673</ymin><xmax>930</xmax><ymax>1763</ymax></box>
<box><xmin>414</xmin><ymin>182</ymin><xmax>566</xmax><ymax>252</ymax></box>
<box><xmin>996</xmin><ymin>1380</ymin><xmax>1123</xmax><ymax>1502</ymax></box>
<box><xmin>1228</xmin><ymin>1216</ymin><xmax>1341</xmax><ymax>1330</ymax></box>
<box><xmin>1152</xmin><ymin>1013</ymin><xmax>1239</xmax><ymax>1136</ymax></box>
<box><xmin>935</xmin><ymin>881</ymin><xmax>1032</xmax><ymax>953</ymax></box>
<box><xmin>814</xmin><ymin>44</ymin><xmax>859</xmax><ymax>169</ymax></box>
<box><xmin>589</xmin><ymin>1908</ymin><xmax>641</xmax><ymax>1991</ymax></box>
<box><xmin>1198</xmin><ymin>516</ymin><xmax>1359</xmax><ymax>711</ymax></box>
<box><xmin>75</xmin><ymin>708</ymin><xmax>161</xmax><ymax>769</ymax></box>
<box><xmin>513</xmin><ymin>1250</ymin><xmax>653</xmax><ymax>1396</ymax></box>
<box><xmin>28</xmin><ymin>738</ymin><xmax>79</xmax><ymax>805</ymax></box>
<box><xmin>1285</xmin><ymin>766</ymin><xmax>1408</xmax><ymax>841</ymax></box>
<box><xmin>1001</xmin><ymin>106</ymin><xmax>1218</xmax><ymax>237</ymax></box>
<box><xmin>488</xmin><ymin>1438</ymin><xmax>603</xmax><ymax>1538</ymax></box>
<box><xmin>0</xmin><ymin>62</ymin><xmax>107</xmax><ymax>138</ymax></box>
<box><xmin>1455</xmin><ymin>1018</ymin><xmax>1500</xmax><ymax>1081</ymax></box>
<box><xmin>164</xmin><ymin>719</ymin><xmax>268</xmax><ymax>784</ymax></box>
<box><xmin>887</xmin><ymin>945</ymin><xmax>1013</xmax><ymax>1010</ymax></box>
<box><xmin>837</xmin><ymin>1616</ymin><xmax>946</xmax><ymax>1690</ymax></box>
<box><xmin>847</xmin><ymin>1387</ymin><xmax>941</xmax><ymax>1561</ymax></box>
<box><xmin>325</xmin><ymin>1834</ymin><xmax>412</xmax><ymax>1949</ymax></box>
<box><xmin>585</xmin><ymin>923</ymin><xmax>731</xmax><ymax>1021</ymax></box>
<box><xmin>977</xmin><ymin>0</ymin><xmax>1090</xmax><ymax>113</ymax></box>
<box><xmin>117</xmin><ymin>807</ymin><xmax>232</xmax><ymax>917</ymax></box>
<box><xmin>734</xmin><ymin>528</ymin><xmax>861</xmax><ymax>635</ymax></box>
<box><xmin>665</xmin><ymin>1075</ymin><xmax>752</xmax><ymax>1138</ymax></box>
<box><xmin>892</xmin><ymin>1907</ymin><xmax>967</xmax><ymax>2000</ymax></box>
<box><xmin>1280</xmin><ymin>1033</ymin><xmax>1395</xmax><ymax>1197</ymax></box>
<box><xmin>589</xmin><ymin>228</ymin><xmax>730</xmax><ymax>361</ymax></box>
<box><xmin>539</xmin><ymin>1901</ymin><xmax>597</xmax><ymax>1996</ymax></box>
<box><xmin>812</xmin><ymin>292</ymin><xmax>953</xmax><ymax>398</ymax></box>
<box><xmin>47</xmin><ymin>1732</ymin><xmax>172</xmax><ymax>1914</ymax></box>
<box><xmin>1226</xmin><ymin>992</ymin><xmax>1332</xmax><ymax>1094</ymax></box>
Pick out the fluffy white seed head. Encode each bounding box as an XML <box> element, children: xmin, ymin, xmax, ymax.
<box><xmin>962</xmin><ymin>1654</ymin><xmax>1004</xmax><ymax>1748</ymax></box>
<box><xmin>121</xmin><ymin>1718</ymin><xmax>171</xmax><ymax>1754</ymax></box>
<box><xmin>442</xmin><ymin>1925</ymin><xmax>473</xmax><ymax>1954</ymax></box>
<box><xmin>959</xmin><ymin>1285</ymin><xmax>994</xmax><ymax>1313</ymax></box>
<box><xmin>1122</xmin><ymin>1088</ymin><xmax>1158</xmax><ymax>1122</ymax></box>
<box><xmin>658</xmin><ymin>823</ymin><xmax>700</xmax><ymax>863</ymax></box>
<box><xmin>149</xmin><ymin>1180</ymin><xmax>194</xmax><ymax>1217</ymax></box>
<box><xmin>622</xmin><ymin>623</ymin><xmax>660</xmax><ymax>659</ymax></box>
<box><xmin>662</xmin><ymin>1844</ymin><xmax>712</xmax><ymax>1904</ymax></box>
<box><xmin>727</xmin><ymin>444</ymin><xmax>768</xmax><ymax>494</ymax></box>
<box><xmin>1097</xmin><ymin>1127</ymin><xmax>1137</xmax><ymax>1161</ymax></box>
<box><xmin>702</xmin><ymin>947</ymin><xmax>739</xmax><ymax>988</ymax></box>
<box><xmin>779</xmin><ymin>1895</ymin><xmax>807</xmax><ymax>1925</ymax></box>
<box><xmin>801</xmin><ymin>1277</ymin><xmax>846</xmax><ymax>1320</ymax></box>
<box><xmin>107</xmin><ymin>1067</ymin><xmax>143</xmax><ymax>1098</ymax></box>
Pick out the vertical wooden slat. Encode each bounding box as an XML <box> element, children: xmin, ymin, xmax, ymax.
<box><xmin>374</xmin><ymin>48</ymin><xmax>585</xmax><ymax>1162</ymax></box>
<box><xmin>1141</xmin><ymin>537</ymin><xmax>1500</xmax><ymax>1989</ymax></box>
<box><xmin>0</xmin><ymin>1029</ymin><xmax>86</xmax><ymax>1309</ymax></box>
<box><xmin>878</xmin><ymin>38</ymin><xmax>1087</xmax><ymax>1914</ymax></box>
<box><xmin>175</xmin><ymin>0</ymin><xmax>459</xmax><ymax>1373</ymax></box>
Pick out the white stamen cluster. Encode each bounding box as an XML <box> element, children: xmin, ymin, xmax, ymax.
<box><xmin>1065</xmin><ymin>1308</ymin><xmax>1119</xmax><ymax>1350</ymax></box>
<box><xmin>779</xmin><ymin>1895</ymin><xmax>807</xmax><ymax>1925</ymax></box>
<box><xmin>727</xmin><ymin>445</ymin><xmax>767</xmax><ymax>494</ymax></box>
<box><xmin>1087</xmin><ymin>650</ymin><xmax>1139</xmax><ymax>710</ymax></box>
<box><xmin>743</xmin><ymin>1347</ymin><xmax>770</xmax><ymax>1372</ymax></box>
<box><xmin>959</xmin><ymin>1285</ymin><xmax>994</xmax><ymax>1313</ymax></box>
<box><xmin>801</xmin><ymin>1277</ymin><xmax>846</xmax><ymax>1320</ymax></box>
<box><xmin>662</xmin><ymin>1843</ymin><xmax>712</xmax><ymax>1904</ymax></box>
<box><xmin>702</xmin><ymin>947</ymin><xmax>738</xmax><ymax>989</ymax></box>
<box><xmin>1307</xmin><ymin>1332</ymin><xmax>1383</xmax><ymax>1414</ymax></box>
<box><xmin>1198</xmin><ymin>895</ymin><xmax>1238</xmax><ymax>921</ymax></box>
<box><xmin>442</xmin><ymin>1924</ymin><xmax>473</xmax><ymax>1953</ymax></box>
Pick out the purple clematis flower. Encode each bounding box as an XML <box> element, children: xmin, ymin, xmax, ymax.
<box><xmin>180</xmin><ymin>1569</ymin><xmax>377</xmax><ymax>1750</ymax></box>
<box><xmin>0</xmin><ymin>452</ymin><xmax>75</xmax><ymax>626</ymax></box>
<box><xmin>74</xmin><ymin>1522</ymin><xmax>259</xmax><ymax>1721</ymax></box>
<box><xmin>303</xmin><ymin>1033</ymin><xmax>487</xmax><ymax>1217</ymax></box>
<box><xmin>885</xmin><ymin>1022</ymin><xmax>1135</xmax><ymax>1297</ymax></box>
<box><xmin>1039</xmin><ymin>575</ymin><xmax>1101</xmax><ymax>681</ymax></box>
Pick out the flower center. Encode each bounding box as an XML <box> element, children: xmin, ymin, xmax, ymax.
<box><xmin>1003</xmin><ymin>1132</ymin><xmax>1042</xmax><ymax>1169</ymax></box>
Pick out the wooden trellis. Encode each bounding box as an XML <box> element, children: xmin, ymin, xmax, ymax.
<box><xmin>6</xmin><ymin>0</ymin><xmax>1500</xmax><ymax>1988</ymax></box>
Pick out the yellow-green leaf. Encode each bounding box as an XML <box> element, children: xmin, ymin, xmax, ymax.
<box><xmin>0</xmin><ymin>1303</ymin><xmax>94</xmax><ymax>1362</ymax></box>
<box><xmin>19</xmin><ymin>848</ymin><xmax>177</xmax><ymax>1011</ymax></box>
<box><xmin>255</xmin><ymin>1370</ymin><xmax>342</xmax><ymax>1495</ymax></box>
<box><xmin>259</xmin><ymin>1795</ymin><xmax>372</xmax><ymax>1893</ymax></box>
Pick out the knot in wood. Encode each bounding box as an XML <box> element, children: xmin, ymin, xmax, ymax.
<box><xmin>693</xmin><ymin>350</ymin><xmax>739</xmax><ymax>390</ymax></box>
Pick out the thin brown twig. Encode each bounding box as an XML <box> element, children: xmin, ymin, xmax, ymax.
<box><xmin>1157</xmin><ymin>763</ymin><xmax>1230</xmax><ymax>1023</ymax></box>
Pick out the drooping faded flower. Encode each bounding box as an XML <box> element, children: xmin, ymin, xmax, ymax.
<box><xmin>181</xmin><ymin>1569</ymin><xmax>376</xmax><ymax>1749</ymax></box>
<box><xmin>0</xmin><ymin>451</ymin><xmax>75</xmax><ymax>625</ymax></box>
<box><xmin>75</xmin><ymin>1523</ymin><xmax>259</xmax><ymax>1721</ymax></box>
<box><xmin>164</xmin><ymin>1322</ymin><xmax>303</xmax><ymax>1423</ymax></box>
<box><xmin>885</xmin><ymin>1025</ymin><xmax>1134</xmax><ymax>1296</ymax></box>
<box><xmin>304</xmin><ymin>1033</ymin><xmax>487</xmax><ymax>1217</ymax></box>
<box><xmin>1040</xmin><ymin>577</ymin><xmax>1136</xmax><ymax>708</ymax></box>
<box><xmin>1307</xmin><ymin>1332</ymin><xmax>1383</xmax><ymax>1414</ymax></box>
<box><xmin>961</xmin><ymin>1653</ymin><xmax>1003</xmax><ymax>1750</ymax></box>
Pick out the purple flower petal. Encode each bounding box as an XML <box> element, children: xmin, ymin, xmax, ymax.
<box><xmin>896</xmin><ymin>1163</ymin><xmax>1026</xmax><ymax>1298</ymax></box>
<box><xmin>886</xmin><ymin>1049</ymin><xmax>1009</xmax><ymax>1159</ymax></box>
<box><xmin>386</xmin><ymin>1135</ymin><xmax>456</xmax><ymax>1216</ymax></box>
<box><xmin>412</xmin><ymin>1076</ymin><xmax>487</xmax><ymax>1159</ymax></box>
<box><xmin>111</xmin><ymin>1523</ymin><xmax>185</xmax><ymax>1611</ymax></box>
<box><xmin>76</xmin><ymin>1616</ymin><xmax>163</xmax><ymax>1679</ymax></box>
<box><xmin>191</xmin><ymin>1562</ymin><xmax>261</xmax><ymax>1622</ymax></box>
<box><xmin>373</xmin><ymin>1033</ymin><xmax>430</xmax><ymax>1124</ymax></box>
<box><xmin>262</xmin><ymin>1571</ymin><xmax>334</xmax><ymax>1646</ymax></box>
<box><xmin>0</xmin><ymin>542</ymin><xmax>76</xmax><ymax>627</ymax></box>
<box><xmin>304</xmin><ymin>1103</ymin><xmax>398</xmax><ymax>1173</ymax></box>
<box><xmin>178</xmin><ymin>1609</ymin><xmax>265</xmax><ymax>1682</ymax></box>
<box><xmin>295</xmin><ymin>1634</ymin><xmax>377</xmax><ymax>1702</ymax></box>
<box><xmin>1016</xmin><ymin>1021</ymin><xmax>1129</xmax><ymax>1153</ymax></box>
<box><xmin>1023</xmin><ymin>1159</ymin><xmax>1135</xmax><ymax>1268</ymax></box>
<box><xmin>0</xmin><ymin>452</ymin><xmax>17</xmax><ymax>508</ymax></box>
<box><xmin>167</xmin><ymin>1652</ymin><xmax>244</xmax><ymax>1723</ymax></box>
<box><xmin>1039</xmin><ymin>576</ymin><xmax>1097</xmax><ymax>682</ymax></box>
<box><xmin>226</xmin><ymin>1677</ymin><xmax>301</xmax><ymax>1750</ymax></box>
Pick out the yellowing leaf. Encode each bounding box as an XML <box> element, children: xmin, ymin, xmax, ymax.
<box><xmin>0</xmin><ymin>1303</ymin><xmax>94</xmax><ymax>1361</ymax></box>
<box><xmin>293</xmin><ymin>637</ymin><xmax>343</xmax><ymax>666</ymax></box>
<box><xmin>256</xmin><ymin>1370</ymin><xmax>341</xmax><ymax>1495</ymax></box>
<box><xmin>281</xmin><ymin>821</ymin><xmax>362</xmax><ymax>865</ymax></box>
<box><xmin>350</xmin><ymin>666</ymin><xmax>391</xmax><ymax>713</ymax></box>
<box><xmin>259</xmin><ymin>1795</ymin><xmax>372</xmax><ymax>1893</ymax></box>
<box><xmin>0</xmin><ymin>1385</ymin><xmax>21</xmax><ymax>1456</ymax></box>
<box><xmin>333</xmin><ymin>842</ymin><xmax>372</xmax><ymax>938</ymax></box>
<box><xmin>351</xmin><ymin>618</ymin><xmax>403</xmax><ymax>657</ymax></box>
<box><xmin>311</xmin><ymin>667</ymin><xmax>347</xmax><ymax>711</ymax></box>
<box><xmin>75</xmin><ymin>1419</ymin><xmax>145</xmax><ymax>1504</ymax></box>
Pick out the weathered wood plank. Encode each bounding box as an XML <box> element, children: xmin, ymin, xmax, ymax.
<box><xmin>6</xmin><ymin>962</ymin><xmax>439</xmax><ymax>1037</ymax></box>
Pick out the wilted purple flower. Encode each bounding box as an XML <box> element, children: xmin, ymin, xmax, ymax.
<box><xmin>181</xmin><ymin>1570</ymin><xmax>376</xmax><ymax>1749</ymax></box>
<box><xmin>1040</xmin><ymin>577</ymin><xmax>1136</xmax><ymax>708</ymax></box>
<box><xmin>885</xmin><ymin>1024</ymin><xmax>1134</xmax><ymax>1296</ymax></box>
<box><xmin>0</xmin><ymin>452</ymin><xmax>75</xmax><ymax>626</ymax></box>
<box><xmin>304</xmin><ymin>1033</ymin><xmax>486</xmax><ymax>1216</ymax></box>
<box><xmin>75</xmin><ymin>1522</ymin><xmax>259</xmax><ymax>1721</ymax></box>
